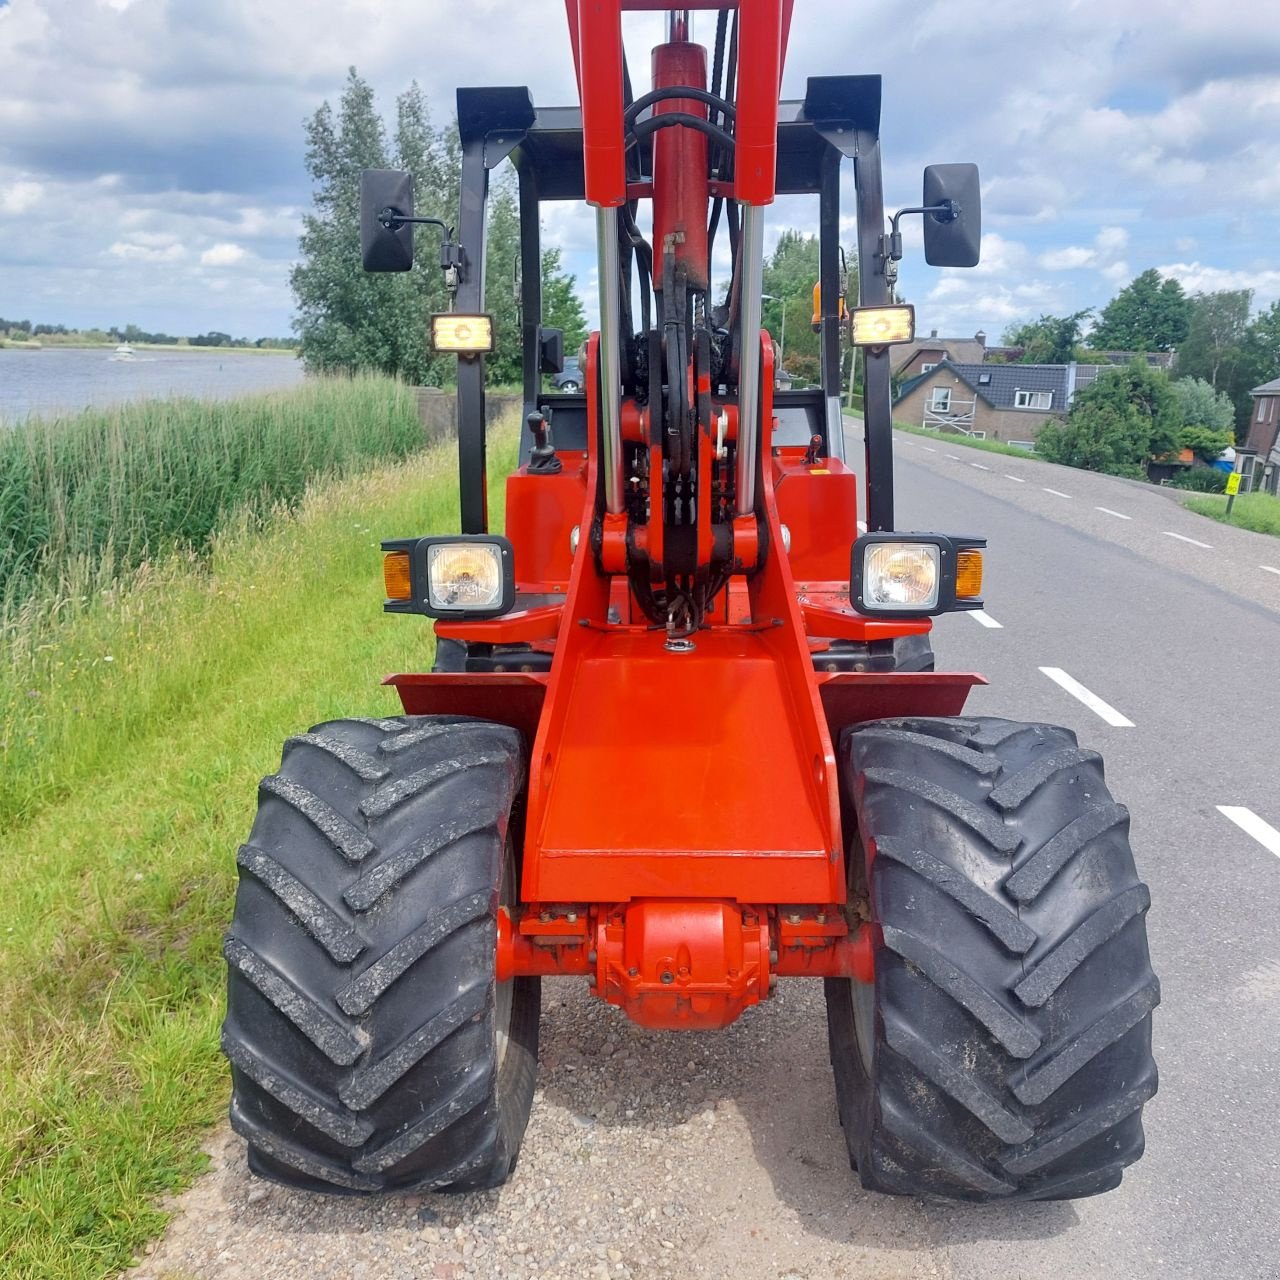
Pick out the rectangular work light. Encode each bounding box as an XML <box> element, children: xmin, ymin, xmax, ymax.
<box><xmin>850</xmin><ymin>532</ymin><xmax>985</xmax><ymax>618</ymax></box>
<box><xmin>431</xmin><ymin>313</ymin><xmax>495</xmax><ymax>354</ymax></box>
<box><xmin>381</xmin><ymin>535</ymin><xmax>515</xmax><ymax>619</ymax></box>
<box><xmin>848</xmin><ymin>304</ymin><xmax>915</xmax><ymax>347</ymax></box>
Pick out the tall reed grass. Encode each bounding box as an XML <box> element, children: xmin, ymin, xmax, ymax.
<box><xmin>0</xmin><ymin>374</ymin><xmax>423</xmax><ymax>609</ymax></box>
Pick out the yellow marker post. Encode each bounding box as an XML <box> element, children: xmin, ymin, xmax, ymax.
<box><xmin>1225</xmin><ymin>469</ymin><xmax>1241</xmax><ymax>515</ymax></box>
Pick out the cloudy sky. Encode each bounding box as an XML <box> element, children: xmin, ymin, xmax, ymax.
<box><xmin>2</xmin><ymin>0</ymin><xmax>1279</xmax><ymax>340</ymax></box>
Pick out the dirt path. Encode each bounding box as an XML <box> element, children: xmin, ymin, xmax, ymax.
<box><xmin>125</xmin><ymin>981</ymin><xmax>957</xmax><ymax>1280</ymax></box>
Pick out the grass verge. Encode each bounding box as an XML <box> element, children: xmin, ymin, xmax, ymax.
<box><xmin>892</xmin><ymin>420</ymin><xmax>1041</xmax><ymax>459</ymax></box>
<box><xmin>0</xmin><ymin>424</ymin><xmax>517</xmax><ymax>1280</ymax></box>
<box><xmin>1183</xmin><ymin>490</ymin><xmax>1280</xmax><ymax>537</ymax></box>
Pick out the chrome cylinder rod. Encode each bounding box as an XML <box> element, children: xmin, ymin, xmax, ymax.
<box><xmin>595</xmin><ymin>205</ymin><xmax>625</xmax><ymax>514</ymax></box>
<box><xmin>735</xmin><ymin>201</ymin><xmax>766</xmax><ymax>516</ymax></box>
<box><xmin>665</xmin><ymin>9</ymin><xmax>691</xmax><ymax>41</ymax></box>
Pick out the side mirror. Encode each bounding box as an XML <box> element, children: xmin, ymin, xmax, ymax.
<box><xmin>360</xmin><ymin>169</ymin><xmax>414</xmax><ymax>272</ymax></box>
<box><xmin>539</xmin><ymin>327</ymin><xmax>565</xmax><ymax>374</ymax></box>
<box><xmin>922</xmin><ymin>164</ymin><xmax>981</xmax><ymax>268</ymax></box>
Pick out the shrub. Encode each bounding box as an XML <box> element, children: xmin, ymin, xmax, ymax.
<box><xmin>1167</xmin><ymin>468</ymin><xmax>1228</xmax><ymax>492</ymax></box>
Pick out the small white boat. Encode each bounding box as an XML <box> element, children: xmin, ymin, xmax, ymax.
<box><xmin>109</xmin><ymin>343</ymin><xmax>138</xmax><ymax>361</ymax></box>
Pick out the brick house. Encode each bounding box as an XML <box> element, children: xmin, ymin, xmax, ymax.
<box><xmin>1245</xmin><ymin>376</ymin><xmax>1280</xmax><ymax>458</ymax></box>
<box><xmin>893</xmin><ymin>360</ymin><xmax>1107</xmax><ymax>443</ymax></box>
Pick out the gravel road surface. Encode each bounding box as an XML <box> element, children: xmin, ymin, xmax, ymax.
<box><xmin>127</xmin><ymin>427</ymin><xmax>1280</xmax><ymax>1280</ymax></box>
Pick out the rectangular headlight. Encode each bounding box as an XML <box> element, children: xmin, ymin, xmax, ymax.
<box><xmin>851</xmin><ymin>532</ymin><xmax>985</xmax><ymax>618</ymax></box>
<box><xmin>849</xmin><ymin>304</ymin><xmax>915</xmax><ymax>347</ymax></box>
<box><xmin>380</xmin><ymin>535</ymin><xmax>515</xmax><ymax>619</ymax></box>
<box><xmin>431</xmin><ymin>313</ymin><xmax>495</xmax><ymax>354</ymax></box>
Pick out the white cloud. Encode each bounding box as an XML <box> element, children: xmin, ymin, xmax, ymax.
<box><xmin>1156</xmin><ymin>261</ymin><xmax>1280</xmax><ymax>305</ymax></box>
<box><xmin>200</xmin><ymin>242</ymin><xmax>247</xmax><ymax>267</ymax></box>
<box><xmin>107</xmin><ymin>239</ymin><xmax>185</xmax><ymax>262</ymax></box>
<box><xmin>0</xmin><ymin>180</ymin><xmax>44</xmax><ymax>215</ymax></box>
<box><xmin>1040</xmin><ymin>246</ymin><xmax>1096</xmax><ymax>271</ymax></box>
<box><xmin>1038</xmin><ymin>227</ymin><xmax>1129</xmax><ymax>292</ymax></box>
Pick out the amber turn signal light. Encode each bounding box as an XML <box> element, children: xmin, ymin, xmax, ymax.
<box><xmin>382</xmin><ymin>551</ymin><xmax>413</xmax><ymax>601</ymax></box>
<box><xmin>955</xmin><ymin>549</ymin><xmax>983</xmax><ymax>599</ymax></box>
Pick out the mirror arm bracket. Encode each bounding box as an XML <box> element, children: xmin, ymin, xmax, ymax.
<box><xmin>376</xmin><ymin>207</ymin><xmax>464</xmax><ymax>302</ymax></box>
<box><xmin>882</xmin><ymin>200</ymin><xmax>961</xmax><ymax>263</ymax></box>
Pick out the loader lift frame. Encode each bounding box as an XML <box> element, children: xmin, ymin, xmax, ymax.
<box><xmin>387</xmin><ymin>6</ymin><xmax>981</xmax><ymax>1031</ymax></box>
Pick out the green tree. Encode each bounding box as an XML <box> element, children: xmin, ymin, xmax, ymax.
<box><xmin>1002</xmin><ymin>310</ymin><xmax>1092</xmax><ymax>364</ymax></box>
<box><xmin>482</xmin><ymin>178</ymin><xmax>523</xmax><ymax>386</ymax></box>
<box><xmin>1175</xmin><ymin>289</ymin><xmax>1257</xmax><ymax>441</ymax></box>
<box><xmin>293</xmin><ymin>70</ymin><xmax>423</xmax><ymax>380</ymax></box>
<box><xmin>1177</xmin><ymin>290</ymin><xmax>1251</xmax><ymax>390</ymax></box>
<box><xmin>1088</xmin><ymin>269</ymin><xmax>1189</xmax><ymax>352</ymax></box>
<box><xmin>541</xmin><ymin>246</ymin><xmax>588</xmax><ymax>356</ymax></box>
<box><xmin>1171</xmin><ymin>376</ymin><xmax>1235</xmax><ymax>432</ymax></box>
<box><xmin>1176</xmin><ymin>425</ymin><xmax>1233</xmax><ymax>461</ymax></box>
<box><xmin>762</xmin><ymin>230</ymin><xmax>819</xmax><ymax>372</ymax></box>
<box><xmin>759</xmin><ymin>229</ymin><xmax>859</xmax><ymax>385</ymax></box>
<box><xmin>1037</xmin><ymin>362</ymin><xmax>1178</xmax><ymax>476</ymax></box>
<box><xmin>1244</xmin><ymin>299</ymin><xmax>1280</xmax><ymax>371</ymax></box>
<box><xmin>1241</xmin><ymin>299</ymin><xmax>1280</xmax><ymax>406</ymax></box>
<box><xmin>291</xmin><ymin>70</ymin><xmax>585</xmax><ymax>389</ymax></box>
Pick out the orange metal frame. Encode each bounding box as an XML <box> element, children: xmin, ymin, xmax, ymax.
<box><xmin>386</xmin><ymin>0</ymin><xmax>984</xmax><ymax>1029</ymax></box>
<box><xmin>389</xmin><ymin>337</ymin><xmax>982</xmax><ymax>1027</ymax></box>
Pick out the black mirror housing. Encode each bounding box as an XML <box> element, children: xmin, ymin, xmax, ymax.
<box><xmin>361</xmin><ymin>169</ymin><xmax>415</xmax><ymax>272</ymax></box>
<box><xmin>539</xmin><ymin>326</ymin><xmax>565</xmax><ymax>374</ymax></box>
<box><xmin>922</xmin><ymin>164</ymin><xmax>981</xmax><ymax>268</ymax></box>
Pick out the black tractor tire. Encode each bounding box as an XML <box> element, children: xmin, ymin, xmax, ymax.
<box><xmin>221</xmin><ymin>715</ymin><xmax>539</xmax><ymax>1194</ymax></box>
<box><xmin>826</xmin><ymin>715</ymin><xmax>1159</xmax><ymax>1202</ymax></box>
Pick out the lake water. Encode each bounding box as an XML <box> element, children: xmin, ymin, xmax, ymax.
<box><xmin>0</xmin><ymin>347</ymin><xmax>307</xmax><ymax>425</ymax></box>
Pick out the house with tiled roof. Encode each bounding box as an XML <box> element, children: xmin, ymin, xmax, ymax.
<box><xmin>893</xmin><ymin>359</ymin><xmax>1109</xmax><ymax>443</ymax></box>
<box><xmin>891</xmin><ymin>330</ymin><xmax>989</xmax><ymax>378</ymax></box>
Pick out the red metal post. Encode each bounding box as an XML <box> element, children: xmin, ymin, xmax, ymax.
<box><xmin>651</xmin><ymin>40</ymin><xmax>711</xmax><ymax>291</ymax></box>
<box><xmin>733</xmin><ymin>0</ymin><xmax>783</xmax><ymax>204</ymax></box>
<box><xmin>575</xmin><ymin>0</ymin><xmax>628</xmax><ymax>207</ymax></box>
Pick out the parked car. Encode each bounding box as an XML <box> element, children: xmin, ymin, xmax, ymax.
<box><xmin>553</xmin><ymin>359</ymin><xmax>582</xmax><ymax>392</ymax></box>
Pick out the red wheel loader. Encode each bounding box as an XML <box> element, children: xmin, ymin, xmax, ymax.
<box><xmin>222</xmin><ymin>1</ymin><xmax>1158</xmax><ymax>1202</ymax></box>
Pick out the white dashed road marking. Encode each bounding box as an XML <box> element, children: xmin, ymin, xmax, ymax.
<box><xmin>1096</xmin><ymin>506</ymin><xmax>1132</xmax><ymax>520</ymax></box>
<box><xmin>945</xmin><ymin>454</ymin><xmax>961</xmax><ymax>460</ymax></box>
<box><xmin>1004</xmin><ymin>474</ymin><xmax>1026</xmax><ymax>483</ymax></box>
<box><xmin>1164</xmin><ymin>531</ymin><xmax>1212</xmax><ymax>548</ymax></box>
<box><xmin>1043</xmin><ymin>488</ymin><xmax>1072</xmax><ymax>499</ymax></box>
<box><xmin>1261</xmin><ymin>565</ymin><xmax>1280</xmax><ymax>577</ymax></box>
<box><xmin>968</xmin><ymin>610</ymin><xmax>1002</xmax><ymax>629</ymax></box>
<box><xmin>1217</xmin><ymin>807</ymin><xmax>1280</xmax><ymax>860</ymax></box>
<box><xmin>970</xmin><ymin>462</ymin><xmax>991</xmax><ymax>471</ymax></box>
<box><xmin>921</xmin><ymin>446</ymin><xmax>937</xmax><ymax>453</ymax></box>
<box><xmin>1038</xmin><ymin>667</ymin><xmax>1135</xmax><ymax>728</ymax></box>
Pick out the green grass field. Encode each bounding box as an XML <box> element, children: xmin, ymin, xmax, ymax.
<box><xmin>1183</xmin><ymin>490</ymin><xmax>1280</xmax><ymax>538</ymax></box>
<box><xmin>0</xmin><ymin>418</ymin><xmax>517</xmax><ymax>1279</ymax></box>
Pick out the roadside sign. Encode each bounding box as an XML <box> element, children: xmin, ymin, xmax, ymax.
<box><xmin>1225</xmin><ymin>472</ymin><xmax>1241</xmax><ymax>496</ymax></box>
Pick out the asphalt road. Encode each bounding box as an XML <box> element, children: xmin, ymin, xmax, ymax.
<box><xmin>136</xmin><ymin>428</ymin><xmax>1280</xmax><ymax>1280</ymax></box>
<box><xmin>857</xmin><ymin>423</ymin><xmax>1280</xmax><ymax>1279</ymax></box>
